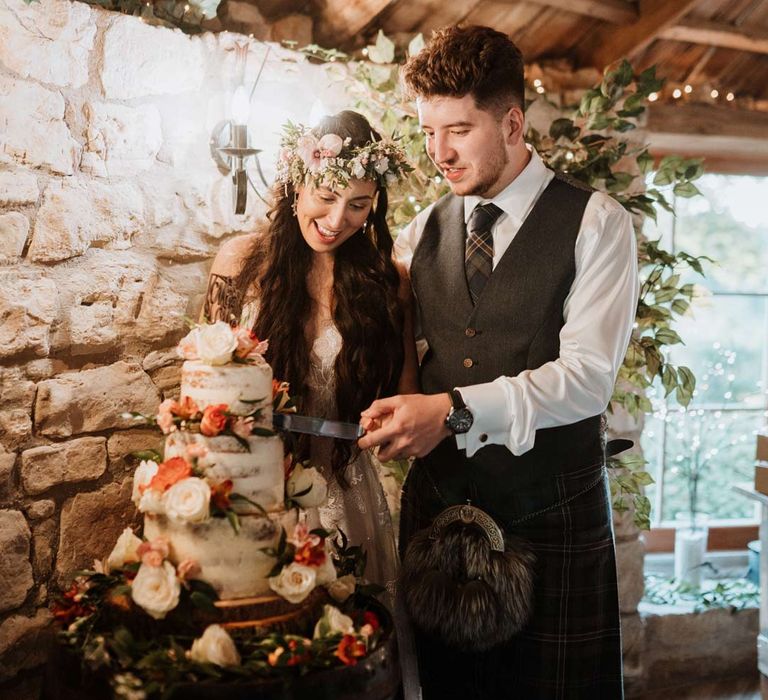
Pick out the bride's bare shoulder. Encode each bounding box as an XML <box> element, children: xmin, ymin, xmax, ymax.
<box><xmin>210</xmin><ymin>233</ymin><xmax>261</xmax><ymax>277</ymax></box>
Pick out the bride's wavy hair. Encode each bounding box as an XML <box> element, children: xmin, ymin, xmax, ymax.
<box><xmin>235</xmin><ymin>111</ymin><xmax>404</xmax><ymax>484</ymax></box>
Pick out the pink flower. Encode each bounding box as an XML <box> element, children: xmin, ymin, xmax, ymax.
<box><xmin>296</xmin><ymin>134</ymin><xmax>322</xmax><ymax>173</ymax></box>
<box><xmin>317</xmin><ymin>133</ymin><xmax>343</xmax><ymax>158</ymax></box>
<box><xmin>200</xmin><ymin>404</ymin><xmax>228</xmax><ymax>437</ymax></box>
<box><xmin>157</xmin><ymin>399</ymin><xmax>176</xmax><ymax>435</ymax></box>
<box><xmin>137</xmin><ymin>538</ymin><xmax>170</xmax><ymax>567</ymax></box>
<box><xmin>231</xmin><ymin>416</ymin><xmax>254</xmax><ymax>439</ymax></box>
<box><xmin>177</xmin><ymin>559</ymin><xmax>201</xmax><ymax>580</ymax></box>
<box><xmin>233</xmin><ymin>327</ymin><xmax>268</xmax><ymax>360</ymax></box>
<box><xmin>186</xmin><ymin>442</ymin><xmax>209</xmax><ymax>459</ymax></box>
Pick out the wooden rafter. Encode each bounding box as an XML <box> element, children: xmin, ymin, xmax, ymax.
<box><xmin>660</xmin><ymin>18</ymin><xmax>768</xmax><ymax>56</ymax></box>
<box><xmin>576</xmin><ymin>0</ymin><xmax>703</xmax><ymax>70</ymax></box>
<box><xmin>512</xmin><ymin>0</ymin><xmax>637</xmax><ymax>25</ymax></box>
<box><xmin>314</xmin><ymin>0</ymin><xmax>394</xmax><ymax>45</ymax></box>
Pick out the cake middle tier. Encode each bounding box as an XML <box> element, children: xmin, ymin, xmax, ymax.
<box><xmin>144</xmin><ymin>509</ymin><xmax>298</xmax><ymax>599</ymax></box>
<box><xmin>165</xmin><ymin>432</ymin><xmax>284</xmax><ymax>513</ymax></box>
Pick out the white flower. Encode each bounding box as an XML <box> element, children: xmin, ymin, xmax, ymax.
<box><xmin>132</xmin><ymin>460</ymin><xmax>159</xmax><ymax>506</ymax></box>
<box><xmin>374</xmin><ymin>156</ymin><xmax>389</xmax><ymax>174</ymax></box>
<box><xmin>286</xmin><ymin>464</ymin><xmax>328</xmax><ymax>508</ymax></box>
<box><xmin>327</xmin><ymin>573</ymin><xmax>356</xmax><ymax>603</ymax></box>
<box><xmin>184</xmin><ymin>322</ymin><xmax>238</xmax><ymax>366</ymax></box>
<box><xmin>189</xmin><ymin>624</ymin><xmax>241</xmax><ymax>667</ymax></box>
<box><xmin>138</xmin><ymin>489</ymin><xmax>166</xmax><ymax>515</ymax></box>
<box><xmin>164</xmin><ymin>477</ymin><xmax>210</xmax><ymax>524</ymax></box>
<box><xmin>106</xmin><ymin>528</ymin><xmax>142</xmax><ymax>572</ymax></box>
<box><xmin>269</xmin><ymin>562</ymin><xmax>317</xmax><ymax>604</ymax></box>
<box><xmin>350</xmin><ymin>157</ymin><xmax>366</xmax><ymax>180</ymax></box>
<box><xmin>313</xmin><ymin>604</ymin><xmax>354</xmax><ymax>639</ymax></box>
<box><xmin>131</xmin><ymin>561</ymin><xmax>180</xmax><ymax>620</ymax></box>
<box><xmin>315</xmin><ymin>544</ymin><xmax>338</xmax><ymax>586</ymax></box>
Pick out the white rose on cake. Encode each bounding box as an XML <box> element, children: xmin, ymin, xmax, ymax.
<box><xmin>106</xmin><ymin>528</ymin><xmax>142</xmax><ymax>571</ymax></box>
<box><xmin>165</xmin><ymin>477</ymin><xmax>211</xmax><ymax>524</ymax></box>
<box><xmin>179</xmin><ymin>321</ymin><xmax>238</xmax><ymax>365</ymax></box>
<box><xmin>313</xmin><ymin>604</ymin><xmax>354</xmax><ymax>639</ymax></box>
<box><xmin>189</xmin><ymin>624</ymin><xmax>241</xmax><ymax>667</ymax></box>
<box><xmin>286</xmin><ymin>463</ymin><xmax>328</xmax><ymax>508</ymax></box>
<box><xmin>269</xmin><ymin>562</ymin><xmax>317</xmax><ymax>604</ymax></box>
<box><xmin>327</xmin><ymin>574</ymin><xmax>356</xmax><ymax>603</ymax></box>
<box><xmin>138</xmin><ymin>488</ymin><xmax>166</xmax><ymax>515</ymax></box>
<box><xmin>131</xmin><ymin>460</ymin><xmax>159</xmax><ymax>506</ymax></box>
<box><xmin>131</xmin><ymin>560</ymin><xmax>180</xmax><ymax>619</ymax></box>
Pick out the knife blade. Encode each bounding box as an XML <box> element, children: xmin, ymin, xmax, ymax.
<box><xmin>272</xmin><ymin>413</ymin><xmax>365</xmax><ymax>440</ymax></box>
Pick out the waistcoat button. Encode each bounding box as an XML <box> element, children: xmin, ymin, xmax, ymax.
<box><xmin>463</xmin><ymin>358</ymin><xmax>474</xmax><ymax>368</ymax></box>
<box><xmin>465</xmin><ymin>328</ymin><xmax>476</xmax><ymax>337</ymax></box>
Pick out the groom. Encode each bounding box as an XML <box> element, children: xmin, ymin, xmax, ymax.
<box><xmin>359</xmin><ymin>25</ymin><xmax>637</xmax><ymax>699</ymax></box>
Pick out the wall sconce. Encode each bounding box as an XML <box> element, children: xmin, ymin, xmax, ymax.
<box><xmin>210</xmin><ymin>44</ymin><xmax>271</xmax><ymax>215</ymax></box>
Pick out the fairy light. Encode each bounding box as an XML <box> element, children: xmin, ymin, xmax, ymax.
<box><xmin>684</xmin><ymin>84</ymin><xmax>693</xmax><ymax>94</ymax></box>
<box><xmin>726</xmin><ymin>91</ymin><xmax>735</xmax><ymax>101</ymax></box>
<box><xmin>533</xmin><ymin>78</ymin><xmax>542</xmax><ymax>87</ymax></box>
<box><xmin>710</xmin><ymin>89</ymin><xmax>719</xmax><ymax>99</ymax></box>
<box><xmin>536</xmin><ymin>85</ymin><xmax>545</xmax><ymax>94</ymax></box>
<box><xmin>362</xmin><ymin>48</ymin><xmax>369</xmax><ymax>56</ymax></box>
<box><xmin>672</xmin><ymin>88</ymin><xmax>682</xmax><ymax>99</ymax></box>
<box><xmin>648</xmin><ymin>92</ymin><xmax>659</xmax><ymax>102</ymax></box>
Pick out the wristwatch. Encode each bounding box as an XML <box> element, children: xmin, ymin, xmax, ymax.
<box><xmin>444</xmin><ymin>389</ymin><xmax>473</xmax><ymax>434</ymax></box>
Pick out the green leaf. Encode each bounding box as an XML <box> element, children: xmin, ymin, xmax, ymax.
<box><xmin>226</xmin><ymin>510</ymin><xmax>241</xmax><ymax>535</ymax></box>
<box><xmin>190</xmin><ymin>591</ymin><xmax>218</xmax><ymax>613</ymax></box>
<box><xmin>633</xmin><ymin>471</ymin><xmax>655</xmax><ymax>487</ymax></box>
<box><xmin>549</xmin><ymin>118</ymin><xmax>580</xmax><ymax>141</ymax></box>
<box><xmin>367</xmin><ymin>30</ymin><xmax>395</xmax><ymax>64</ymax></box>
<box><xmin>655</xmin><ymin>328</ymin><xmax>683</xmax><ymax>345</ymax></box>
<box><xmin>673</xmin><ymin>181</ymin><xmax>702</xmax><ymax>198</ymax></box>
<box><xmin>407</xmin><ymin>33</ymin><xmax>425</xmax><ymax>57</ymax></box>
<box><xmin>613</xmin><ymin>59</ymin><xmax>634</xmax><ymax>87</ymax></box>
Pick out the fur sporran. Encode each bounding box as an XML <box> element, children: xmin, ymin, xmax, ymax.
<box><xmin>399</xmin><ymin>503</ymin><xmax>535</xmax><ymax>652</ymax></box>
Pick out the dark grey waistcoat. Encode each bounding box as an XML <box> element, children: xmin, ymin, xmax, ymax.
<box><xmin>410</xmin><ymin>174</ymin><xmax>603</xmax><ymax>508</ymax></box>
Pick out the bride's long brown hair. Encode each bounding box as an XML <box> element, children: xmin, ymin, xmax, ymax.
<box><xmin>235</xmin><ymin>111</ymin><xmax>404</xmax><ymax>484</ymax></box>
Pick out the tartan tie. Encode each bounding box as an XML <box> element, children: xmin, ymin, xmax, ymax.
<box><xmin>465</xmin><ymin>202</ymin><xmax>503</xmax><ymax>304</ymax></box>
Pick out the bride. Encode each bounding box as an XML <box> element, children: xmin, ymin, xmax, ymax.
<box><xmin>202</xmin><ymin>110</ymin><xmax>420</xmax><ymax>694</ymax></box>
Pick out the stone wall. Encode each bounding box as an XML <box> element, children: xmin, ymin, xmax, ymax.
<box><xmin>0</xmin><ymin>1</ymin><xmax>349</xmax><ymax>695</ymax></box>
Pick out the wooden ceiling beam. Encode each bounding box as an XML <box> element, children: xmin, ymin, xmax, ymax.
<box><xmin>504</xmin><ymin>0</ymin><xmax>637</xmax><ymax>25</ymax></box>
<box><xmin>576</xmin><ymin>0</ymin><xmax>703</xmax><ymax>70</ymax></box>
<box><xmin>660</xmin><ymin>18</ymin><xmax>768</xmax><ymax>55</ymax></box>
<box><xmin>314</xmin><ymin>0</ymin><xmax>394</xmax><ymax>45</ymax></box>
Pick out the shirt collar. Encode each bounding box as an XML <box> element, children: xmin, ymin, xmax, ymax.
<box><xmin>463</xmin><ymin>147</ymin><xmax>549</xmax><ymax>226</ymax></box>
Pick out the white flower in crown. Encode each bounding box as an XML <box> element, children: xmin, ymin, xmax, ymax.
<box><xmin>165</xmin><ymin>477</ymin><xmax>211</xmax><ymax>524</ymax></box>
<box><xmin>189</xmin><ymin>624</ymin><xmax>241</xmax><ymax>667</ymax></box>
<box><xmin>131</xmin><ymin>560</ymin><xmax>180</xmax><ymax>619</ymax></box>
<box><xmin>106</xmin><ymin>528</ymin><xmax>142</xmax><ymax>572</ymax></box>
<box><xmin>269</xmin><ymin>562</ymin><xmax>317</xmax><ymax>604</ymax></box>
<box><xmin>286</xmin><ymin>463</ymin><xmax>328</xmax><ymax>508</ymax></box>
<box><xmin>132</xmin><ymin>460</ymin><xmax>159</xmax><ymax>506</ymax></box>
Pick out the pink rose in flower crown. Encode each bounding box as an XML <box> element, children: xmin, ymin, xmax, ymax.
<box><xmin>200</xmin><ymin>404</ymin><xmax>228</xmax><ymax>437</ymax></box>
<box><xmin>137</xmin><ymin>537</ymin><xmax>170</xmax><ymax>567</ymax></box>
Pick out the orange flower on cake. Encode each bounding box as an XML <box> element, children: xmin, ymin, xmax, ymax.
<box><xmin>188</xmin><ymin>624</ymin><xmax>241</xmax><ymax>667</ymax></box>
<box><xmin>335</xmin><ymin>635</ymin><xmax>367</xmax><ymax>666</ymax></box>
<box><xmin>200</xmin><ymin>404</ymin><xmax>228</xmax><ymax>437</ymax></box>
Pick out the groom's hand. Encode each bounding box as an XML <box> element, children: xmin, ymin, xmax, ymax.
<box><xmin>358</xmin><ymin>393</ymin><xmax>451</xmax><ymax>462</ymax></box>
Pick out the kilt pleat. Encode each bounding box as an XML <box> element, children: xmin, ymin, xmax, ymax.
<box><xmin>400</xmin><ymin>460</ymin><xmax>624</xmax><ymax>700</ymax></box>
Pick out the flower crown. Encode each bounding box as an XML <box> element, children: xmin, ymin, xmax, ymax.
<box><xmin>276</xmin><ymin>121</ymin><xmax>412</xmax><ymax>191</ymax></box>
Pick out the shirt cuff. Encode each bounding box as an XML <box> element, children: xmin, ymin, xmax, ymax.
<box><xmin>455</xmin><ymin>381</ymin><xmax>510</xmax><ymax>457</ymax></box>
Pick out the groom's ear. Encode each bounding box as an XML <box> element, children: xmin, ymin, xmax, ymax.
<box><xmin>504</xmin><ymin>105</ymin><xmax>526</xmax><ymax>146</ymax></box>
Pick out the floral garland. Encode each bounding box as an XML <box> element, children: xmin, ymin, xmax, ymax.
<box><xmin>276</xmin><ymin>121</ymin><xmax>413</xmax><ymax>191</ymax></box>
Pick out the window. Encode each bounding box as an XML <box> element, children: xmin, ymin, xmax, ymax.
<box><xmin>641</xmin><ymin>174</ymin><xmax>768</xmax><ymax>537</ymax></box>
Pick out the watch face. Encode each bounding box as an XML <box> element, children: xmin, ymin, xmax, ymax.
<box><xmin>448</xmin><ymin>407</ymin><xmax>473</xmax><ymax>434</ymax></box>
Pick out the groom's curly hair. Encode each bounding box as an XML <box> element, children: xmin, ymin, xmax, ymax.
<box><xmin>401</xmin><ymin>25</ymin><xmax>525</xmax><ymax>116</ymax></box>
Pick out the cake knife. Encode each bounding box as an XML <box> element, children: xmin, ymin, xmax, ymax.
<box><xmin>272</xmin><ymin>413</ymin><xmax>365</xmax><ymax>440</ymax></box>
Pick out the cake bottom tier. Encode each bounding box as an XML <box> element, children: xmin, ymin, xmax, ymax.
<box><xmin>144</xmin><ymin>509</ymin><xmax>298</xmax><ymax>599</ymax></box>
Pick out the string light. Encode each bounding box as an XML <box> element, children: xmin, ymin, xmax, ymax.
<box><xmin>684</xmin><ymin>84</ymin><xmax>693</xmax><ymax>94</ymax></box>
<box><xmin>536</xmin><ymin>85</ymin><xmax>545</xmax><ymax>94</ymax></box>
<box><xmin>533</xmin><ymin>79</ymin><xmax>542</xmax><ymax>87</ymax></box>
<box><xmin>648</xmin><ymin>92</ymin><xmax>659</xmax><ymax>102</ymax></box>
<box><xmin>710</xmin><ymin>89</ymin><xmax>719</xmax><ymax>99</ymax></box>
<box><xmin>726</xmin><ymin>91</ymin><xmax>735</xmax><ymax>101</ymax></box>
<box><xmin>672</xmin><ymin>88</ymin><xmax>682</xmax><ymax>99</ymax></box>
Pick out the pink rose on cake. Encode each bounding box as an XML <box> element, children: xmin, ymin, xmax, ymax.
<box><xmin>200</xmin><ymin>404</ymin><xmax>228</xmax><ymax>437</ymax></box>
<box><xmin>189</xmin><ymin>624</ymin><xmax>241</xmax><ymax>667</ymax></box>
<box><xmin>269</xmin><ymin>562</ymin><xmax>317</xmax><ymax>604</ymax></box>
<box><xmin>165</xmin><ymin>477</ymin><xmax>211</xmax><ymax>524</ymax></box>
<box><xmin>131</xmin><ymin>560</ymin><xmax>181</xmax><ymax>620</ymax></box>
<box><xmin>137</xmin><ymin>538</ymin><xmax>171</xmax><ymax>567</ymax></box>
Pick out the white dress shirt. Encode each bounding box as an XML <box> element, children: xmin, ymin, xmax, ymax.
<box><xmin>394</xmin><ymin>148</ymin><xmax>639</xmax><ymax>458</ymax></box>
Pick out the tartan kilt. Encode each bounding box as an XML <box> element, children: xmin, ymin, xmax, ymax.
<box><xmin>399</xmin><ymin>459</ymin><xmax>623</xmax><ymax>700</ymax></box>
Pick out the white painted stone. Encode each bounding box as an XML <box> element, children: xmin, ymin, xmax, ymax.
<box><xmin>134</xmin><ymin>273</ymin><xmax>192</xmax><ymax>343</ymax></box>
<box><xmin>0</xmin><ymin>509</ymin><xmax>33</xmax><ymax>613</ymax></box>
<box><xmin>101</xmin><ymin>15</ymin><xmax>205</xmax><ymax>100</ymax></box>
<box><xmin>29</xmin><ymin>178</ymin><xmax>145</xmax><ymax>262</ymax></box>
<box><xmin>0</xmin><ymin>273</ymin><xmax>58</xmax><ymax>360</ymax></box>
<box><xmin>68</xmin><ymin>301</ymin><xmax>119</xmax><ymax>355</ymax></box>
<box><xmin>0</xmin><ymin>0</ymin><xmax>95</xmax><ymax>88</ymax></box>
<box><xmin>83</xmin><ymin>101</ymin><xmax>163</xmax><ymax>176</ymax></box>
<box><xmin>0</xmin><ymin>169</ymin><xmax>39</xmax><ymax>205</ymax></box>
<box><xmin>21</xmin><ymin>437</ymin><xmax>108</xmax><ymax>495</ymax></box>
<box><xmin>0</xmin><ymin>76</ymin><xmax>79</xmax><ymax>175</ymax></box>
<box><xmin>35</xmin><ymin>361</ymin><xmax>161</xmax><ymax>438</ymax></box>
<box><xmin>0</xmin><ymin>212</ymin><xmax>29</xmax><ymax>259</ymax></box>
